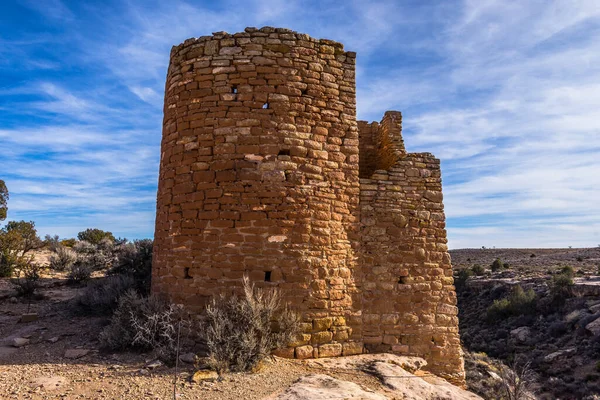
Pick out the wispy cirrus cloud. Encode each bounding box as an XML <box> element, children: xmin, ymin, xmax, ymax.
<box><xmin>0</xmin><ymin>0</ymin><xmax>599</xmax><ymax>247</ymax></box>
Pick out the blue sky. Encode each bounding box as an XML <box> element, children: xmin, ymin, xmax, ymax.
<box><xmin>1</xmin><ymin>0</ymin><xmax>600</xmax><ymax>248</ymax></box>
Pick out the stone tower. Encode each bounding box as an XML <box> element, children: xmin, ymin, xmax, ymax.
<box><xmin>152</xmin><ymin>27</ymin><xmax>464</xmax><ymax>385</ymax></box>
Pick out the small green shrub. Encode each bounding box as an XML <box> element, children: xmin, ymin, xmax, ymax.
<box><xmin>203</xmin><ymin>276</ymin><xmax>301</xmax><ymax>373</ymax></box>
<box><xmin>471</xmin><ymin>264</ymin><xmax>486</xmax><ymax>276</ymax></box>
<box><xmin>60</xmin><ymin>238</ymin><xmax>77</xmax><ymax>247</ymax></box>
<box><xmin>491</xmin><ymin>258</ymin><xmax>505</xmax><ymax>272</ymax></box>
<box><xmin>487</xmin><ymin>285</ymin><xmax>537</xmax><ymax>321</ymax></box>
<box><xmin>550</xmin><ymin>272</ymin><xmax>574</xmax><ymax>302</ymax></box>
<box><xmin>454</xmin><ymin>269</ymin><xmax>473</xmax><ymax>290</ymax></box>
<box><xmin>559</xmin><ymin>265</ymin><xmax>575</xmax><ymax>278</ymax></box>
<box><xmin>0</xmin><ymin>220</ymin><xmax>42</xmax><ymax>277</ymax></box>
<box><xmin>77</xmin><ymin>228</ymin><xmax>115</xmax><ymax>245</ymax></box>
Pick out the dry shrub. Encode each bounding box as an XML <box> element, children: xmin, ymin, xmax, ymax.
<box><xmin>49</xmin><ymin>246</ymin><xmax>77</xmax><ymax>271</ymax></box>
<box><xmin>500</xmin><ymin>359</ymin><xmax>536</xmax><ymax>400</ymax></box>
<box><xmin>11</xmin><ymin>260</ymin><xmax>44</xmax><ymax>297</ymax></box>
<box><xmin>203</xmin><ymin>276</ymin><xmax>300</xmax><ymax>374</ymax></box>
<box><xmin>109</xmin><ymin>239</ymin><xmax>153</xmax><ymax>294</ymax></box>
<box><xmin>99</xmin><ymin>290</ymin><xmax>190</xmax><ymax>364</ymax></box>
<box><xmin>67</xmin><ymin>262</ymin><xmax>93</xmax><ymax>283</ymax></box>
<box><xmin>75</xmin><ymin>274</ymin><xmax>136</xmax><ymax>315</ymax></box>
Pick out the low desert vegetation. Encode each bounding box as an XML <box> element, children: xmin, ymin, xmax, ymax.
<box><xmin>487</xmin><ymin>285</ymin><xmax>537</xmax><ymax>321</ymax></box>
<box><xmin>99</xmin><ymin>289</ymin><xmax>189</xmax><ymax>364</ymax></box>
<box><xmin>202</xmin><ymin>276</ymin><xmax>301</xmax><ymax>373</ymax></box>
<box><xmin>491</xmin><ymin>258</ymin><xmax>510</xmax><ymax>272</ymax></box>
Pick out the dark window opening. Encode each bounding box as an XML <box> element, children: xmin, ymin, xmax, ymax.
<box><xmin>184</xmin><ymin>267</ymin><xmax>192</xmax><ymax>279</ymax></box>
<box><xmin>398</xmin><ymin>276</ymin><xmax>407</xmax><ymax>284</ymax></box>
<box><xmin>301</xmin><ymin>88</ymin><xmax>307</xmax><ymax>95</ymax></box>
<box><xmin>262</xmin><ymin>103</ymin><xmax>269</xmax><ymax>109</ymax></box>
<box><xmin>278</xmin><ymin>149</ymin><xmax>290</xmax><ymax>156</ymax></box>
<box><xmin>232</xmin><ymin>86</ymin><xmax>238</xmax><ymax>94</ymax></box>
<box><xmin>264</xmin><ymin>271</ymin><xmax>272</xmax><ymax>282</ymax></box>
<box><xmin>431</xmin><ymin>337</ymin><xmax>435</xmax><ymax>344</ymax></box>
<box><xmin>189</xmin><ymin>64</ymin><xmax>194</xmax><ymax>73</ymax></box>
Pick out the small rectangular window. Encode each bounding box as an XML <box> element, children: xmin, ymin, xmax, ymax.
<box><xmin>264</xmin><ymin>271</ymin><xmax>272</xmax><ymax>282</ymax></box>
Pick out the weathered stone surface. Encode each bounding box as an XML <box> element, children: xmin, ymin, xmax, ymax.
<box><xmin>544</xmin><ymin>348</ymin><xmax>577</xmax><ymax>362</ymax></box>
<box><xmin>585</xmin><ymin>317</ymin><xmax>600</xmax><ymax>335</ymax></box>
<box><xmin>275</xmin><ymin>374</ymin><xmax>387</xmax><ymax>400</ymax></box>
<box><xmin>153</xmin><ymin>27</ymin><xmax>464</xmax><ymax>386</ymax></box>
<box><xmin>12</xmin><ymin>337</ymin><xmax>30</xmax><ymax>347</ymax></box>
<box><xmin>29</xmin><ymin>376</ymin><xmax>67</xmax><ymax>391</ymax></box>
<box><xmin>510</xmin><ymin>326</ymin><xmax>531</xmax><ymax>342</ymax></box>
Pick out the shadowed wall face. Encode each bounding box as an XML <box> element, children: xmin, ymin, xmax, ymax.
<box><xmin>153</xmin><ymin>27</ymin><xmax>363</xmax><ymax>359</ymax></box>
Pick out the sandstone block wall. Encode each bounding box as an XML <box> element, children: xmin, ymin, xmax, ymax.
<box><xmin>153</xmin><ymin>27</ymin><xmax>464</xmax><ymax>385</ymax></box>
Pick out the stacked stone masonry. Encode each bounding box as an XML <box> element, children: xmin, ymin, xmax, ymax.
<box><xmin>152</xmin><ymin>27</ymin><xmax>465</xmax><ymax>385</ymax></box>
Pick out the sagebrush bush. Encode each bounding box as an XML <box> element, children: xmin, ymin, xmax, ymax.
<box><xmin>110</xmin><ymin>239</ymin><xmax>153</xmax><ymax>294</ymax></box>
<box><xmin>44</xmin><ymin>234</ymin><xmax>61</xmax><ymax>252</ymax></box>
<box><xmin>67</xmin><ymin>262</ymin><xmax>93</xmax><ymax>283</ymax></box>
<box><xmin>49</xmin><ymin>246</ymin><xmax>77</xmax><ymax>271</ymax></box>
<box><xmin>487</xmin><ymin>285</ymin><xmax>537</xmax><ymax>321</ymax></box>
<box><xmin>75</xmin><ymin>274</ymin><xmax>136</xmax><ymax>315</ymax></box>
<box><xmin>471</xmin><ymin>264</ymin><xmax>486</xmax><ymax>276</ymax></box>
<box><xmin>202</xmin><ymin>276</ymin><xmax>300</xmax><ymax>373</ymax></box>
<box><xmin>99</xmin><ymin>290</ymin><xmax>189</xmax><ymax>364</ymax></box>
<box><xmin>11</xmin><ymin>260</ymin><xmax>43</xmax><ymax>297</ymax></box>
<box><xmin>73</xmin><ymin>240</ymin><xmax>115</xmax><ymax>271</ymax></box>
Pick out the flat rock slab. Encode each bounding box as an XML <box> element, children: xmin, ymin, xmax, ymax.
<box><xmin>274</xmin><ymin>374</ymin><xmax>386</xmax><ymax>400</ymax></box>
<box><xmin>304</xmin><ymin>353</ymin><xmax>427</xmax><ymax>374</ymax></box>
<box><xmin>29</xmin><ymin>376</ymin><xmax>67</xmax><ymax>391</ymax></box>
<box><xmin>368</xmin><ymin>362</ymin><xmax>482</xmax><ymax>400</ymax></box>
<box><xmin>12</xmin><ymin>337</ymin><xmax>30</xmax><ymax>347</ymax></box>
<box><xmin>64</xmin><ymin>349</ymin><xmax>90</xmax><ymax>359</ymax></box>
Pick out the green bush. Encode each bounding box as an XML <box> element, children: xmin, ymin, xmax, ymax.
<box><xmin>558</xmin><ymin>265</ymin><xmax>575</xmax><ymax>278</ymax></box>
<box><xmin>60</xmin><ymin>238</ymin><xmax>77</xmax><ymax>247</ymax></box>
<box><xmin>471</xmin><ymin>264</ymin><xmax>486</xmax><ymax>276</ymax></box>
<box><xmin>77</xmin><ymin>228</ymin><xmax>115</xmax><ymax>245</ymax></box>
<box><xmin>487</xmin><ymin>285</ymin><xmax>537</xmax><ymax>321</ymax></box>
<box><xmin>491</xmin><ymin>258</ymin><xmax>504</xmax><ymax>272</ymax></box>
<box><xmin>550</xmin><ymin>272</ymin><xmax>574</xmax><ymax>302</ymax></box>
<box><xmin>0</xmin><ymin>221</ymin><xmax>42</xmax><ymax>277</ymax></box>
<box><xmin>455</xmin><ymin>269</ymin><xmax>474</xmax><ymax>290</ymax></box>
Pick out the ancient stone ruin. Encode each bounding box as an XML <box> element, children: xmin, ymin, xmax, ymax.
<box><xmin>152</xmin><ymin>27</ymin><xmax>464</xmax><ymax>384</ymax></box>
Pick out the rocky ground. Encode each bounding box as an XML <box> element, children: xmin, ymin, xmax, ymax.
<box><xmin>451</xmin><ymin>247</ymin><xmax>600</xmax><ymax>400</ymax></box>
<box><xmin>0</xmin><ymin>270</ymin><xmax>478</xmax><ymax>399</ymax></box>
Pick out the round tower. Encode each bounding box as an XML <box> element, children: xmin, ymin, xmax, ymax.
<box><xmin>152</xmin><ymin>27</ymin><xmax>363</xmax><ymax>357</ymax></box>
